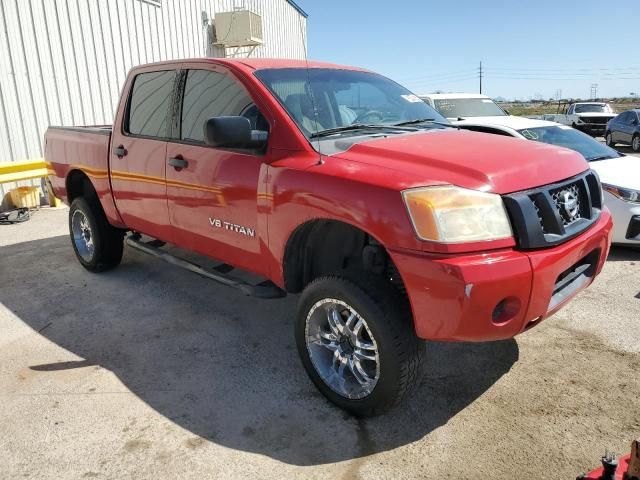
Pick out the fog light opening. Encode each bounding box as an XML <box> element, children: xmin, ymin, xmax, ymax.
<box><xmin>492</xmin><ymin>297</ymin><xmax>521</xmax><ymax>325</ymax></box>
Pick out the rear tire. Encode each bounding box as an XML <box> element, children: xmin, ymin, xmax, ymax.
<box><xmin>69</xmin><ymin>197</ymin><xmax>124</xmax><ymax>272</ymax></box>
<box><xmin>605</xmin><ymin>131</ymin><xmax>615</xmax><ymax>147</ymax></box>
<box><xmin>295</xmin><ymin>275</ymin><xmax>425</xmax><ymax>417</ymax></box>
<box><xmin>633</xmin><ymin>134</ymin><xmax>640</xmax><ymax>152</ymax></box>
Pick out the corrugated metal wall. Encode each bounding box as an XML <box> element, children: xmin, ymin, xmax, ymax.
<box><xmin>0</xmin><ymin>0</ymin><xmax>307</xmax><ymax>203</ymax></box>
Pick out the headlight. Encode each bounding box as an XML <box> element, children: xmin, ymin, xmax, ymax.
<box><xmin>602</xmin><ymin>184</ymin><xmax>640</xmax><ymax>203</ymax></box>
<box><xmin>402</xmin><ymin>185</ymin><xmax>513</xmax><ymax>243</ymax></box>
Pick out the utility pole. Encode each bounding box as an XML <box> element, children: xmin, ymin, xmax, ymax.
<box><xmin>479</xmin><ymin>61</ymin><xmax>483</xmax><ymax>94</ymax></box>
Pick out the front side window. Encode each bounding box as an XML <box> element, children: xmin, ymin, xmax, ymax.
<box><xmin>254</xmin><ymin>68</ymin><xmax>445</xmax><ymax>137</ymax></box>
<box><xmin>518</xmin><ymin>126</ymin><xmax>620</xmax><ymax>161</ymax></box>
<box><xmin>180</xmin><ymin>69</ymin><xmax>265</xmax><ymax>143</ymax></box>
<box><xmin>433</xmin><ymin>98</ymin><xmax>506</xmax><ymax>118</ymax></box>
<box><xmin>617</xmin><ymin>112</ymin><xmax>630</xmax><ymax>124</ymax></box>
<box><xmin>627</xmin><ymin>111</ymin><xmax>639</xmax><ymax>124</ymax></box>
<box><xmin>127</xmin><ymin>70</ymin><xmax>176</xmax><ymax>137</ymax></box>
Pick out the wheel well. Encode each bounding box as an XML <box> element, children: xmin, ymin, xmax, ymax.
<box><xmin>66</xmin><ymin>170</ymin><xmax>97</xmax><ymax>203</ymax></box>
<box><xmin>282</xmin><ymin>219</ymin><xmax>407</xmax><ymax>296</ymax></box>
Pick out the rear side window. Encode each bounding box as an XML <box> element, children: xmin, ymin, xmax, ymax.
<box><xmin>180</xmin><ymin>69</ymin><xmax>261</xmax><ymax>143</ymax></box>
<box><xmin>126</xmin><ymin>70</ymin><xmax>175</xmax><ymax>137</ymax></box>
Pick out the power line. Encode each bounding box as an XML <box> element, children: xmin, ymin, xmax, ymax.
<box><xmin>404</xmin><ymin>76</ymin><xmax>479</xmax><ymax>88</ymax></box>
<box><xmin>487</xmin><ymin>75</ymin><xmax>640</xmax><ymax>81</ymax></box>
<box><xmin>403</xmin><ymin>72</ymin><xmax>478</xmax><ymax>84</ymax></box>
<box><xmin>486</xmin><ymin>65</ymin><xmax>640</xmax><ymax>72</ymax></box>
<box><xmin>399</xmin><ymin>69</ymin><xmax>478</xmax><ymax>82</ymax></box>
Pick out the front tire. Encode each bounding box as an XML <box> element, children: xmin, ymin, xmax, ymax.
<box><xmin>633</xmin><ymin>134</ymin><xmax>640</xmax><ymax>152</ymax></box>
<box><xmin>69</xmin><ymin>197</ymin><xmax>124</xmax><ymax>272</ymax></box>
<box><xmin>295</xmin><ymin>275</ymin><xmax>425</xmax><ymax>417</ymax></box>
<box><xmin>605</xmin><ymin>131</ymin><xmax>615</xmax><ymax>147</ymax></box>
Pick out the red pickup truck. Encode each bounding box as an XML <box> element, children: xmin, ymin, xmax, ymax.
<box><xmin>46</xmin><ymin>58</ymin><xmax>612</xmax><ymax>416</ymax></box>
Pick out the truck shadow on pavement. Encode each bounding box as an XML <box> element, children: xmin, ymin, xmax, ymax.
<box><xmin>1</xmin><ymin>235</ymin><xmax>519</xmax><ymax>466</ymax></box>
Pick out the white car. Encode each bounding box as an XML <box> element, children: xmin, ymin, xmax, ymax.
<box><xmin>456</xmin><ymin>116</ymin><xmax>640</xmax><ymax>246</ymax></box>
<box><xmin>419</xmin><ymin>93</ymin><xmax>508</xmax><ymax>121</ymax></box>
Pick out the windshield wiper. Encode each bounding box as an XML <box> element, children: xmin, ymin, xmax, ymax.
<box><xmin>310</xmin><ymin>124</ymin><xmax>416</xmax><ymax>139</ymax></box>
<box><xmin>394</xmin><ymin>118</ymin><xmax>458</xmax><ymax>129</ymax></box>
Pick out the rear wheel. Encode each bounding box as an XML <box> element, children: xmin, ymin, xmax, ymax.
<box><xmin>605</xmin><ymin>131</ymin><xmax>615</xmax><ymax>147</ymax></box>
<box><xmin>295</xmin><ymin>275</ymin><xmax>425</xmax><ymax>417</ymax></box>
<box><xmin>69</xmin><ymin>197</ymin><xmax>124</xmax><ymax>272</ymax></box>
<box><xmin>633</xmin><ymin>134</ymin><xmax>640</xmax><ymax>152</ymax></box>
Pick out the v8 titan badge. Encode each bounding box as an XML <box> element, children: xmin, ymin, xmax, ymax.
<box><xmin>209</xmin><ymin>217</ymin><xmax>256</xmax><ymax>237</ymax></box>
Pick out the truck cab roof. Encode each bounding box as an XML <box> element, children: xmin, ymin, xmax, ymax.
<box><xmin>129</xmin><ymin>57</ymin><xmax>369</xmax><ymax>73</ymax></box>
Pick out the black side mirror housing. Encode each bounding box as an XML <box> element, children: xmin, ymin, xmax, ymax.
<box><xmin>204</xmin><ymin>116</ymin><xmax>268</xmax><ymax>149</ymax></box>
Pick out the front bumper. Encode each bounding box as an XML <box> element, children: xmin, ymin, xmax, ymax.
<box><xmin>575</xmin><ymin>123</ymin><xmax>607</xmax><ymax>136</ymax></box>
<box><xmin>390</xmin><ymin>210</ymin><xmax>613</xmax><ymax>341</ymax></box>
<box><xmin>604</xmin><ymin>191</ymin><xmax>640</xmax><ymax>244</ymax></box>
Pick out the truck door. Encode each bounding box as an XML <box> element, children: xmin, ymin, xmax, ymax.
<box><xmin>165</xmin><ymin>67</ymin><xmax>270</xmax><ymax>276</ymax></box>
<box><xmin>110</xmin><ymin>69</ymin><xmax>176</xmax><ymax>242</ymax></box>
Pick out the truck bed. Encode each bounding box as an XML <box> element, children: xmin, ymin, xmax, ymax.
<box><xmin>45</xmin><ymin>125</ymin><xmax>123</xmax><ymax>227</ymax></box>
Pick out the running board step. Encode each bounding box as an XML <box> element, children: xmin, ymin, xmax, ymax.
<box><xmin>125</xmin><ymin>236</ymin><xmax>286</xmax><ymax>299</ymax></box>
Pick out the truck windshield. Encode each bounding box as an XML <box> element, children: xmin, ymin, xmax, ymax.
<box><xmin>433</xmin><ymin>98</ymin><xmax>506</xmax><ymax>118</ymax></box>
<box><xmin>574</xmin><ymin>104</ymin><xmax>612</xmax><ymax>113</ymax></box>
<box><xmin>517</xmin><ymin>126</ymin><xmax>621</xmax><ymax>162</ymax></box>
<box><xmin>254</xmin><ymin>68</ymin><xmax>446</xmax><ymax>138</ymax></box>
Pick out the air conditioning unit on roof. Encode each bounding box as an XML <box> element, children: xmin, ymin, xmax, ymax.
<box><xmin>214</xmin><ymin>10</ymin><xmax>263</xmax><ymax>48</ymax></box>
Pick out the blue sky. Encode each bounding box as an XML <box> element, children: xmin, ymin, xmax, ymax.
<box><xmin>297</xmin><ymin>0</ymin><xmax>640</xmax><ymax>100</ymax></box>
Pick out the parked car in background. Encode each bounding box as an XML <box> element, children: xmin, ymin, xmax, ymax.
<box><xmin>45</xmin><ymin>58</ymin><xmax>613</xmax><ymax>416</ymax></box>
<box><xmin>542</xmin><ymin>102</ymin><xmax>616</xmax><ymax>137</ymax></box>
<box><xmin>605</xmin><ymin>109</ymin><xmax>640</xmax><ymax>152</ymax></box>
<box><xmin>458</xmin><ymin>116</ymin><xmax>640</xmax><ymax>245</ymax></box>
<box><xmin>419</xmin><ymin>93</ymin><xmax>507</xmax><ymax>120</ymax></box>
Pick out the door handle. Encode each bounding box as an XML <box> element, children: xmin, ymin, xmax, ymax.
<box><xmin>168</xmin><ymin>157</ymin><xmax>188</xmax><ymax>169</ymax></box>
<box><xmin>113</xmin><ymin>145</ymin><xmax>127</xmax><ymax>158</ymax></box>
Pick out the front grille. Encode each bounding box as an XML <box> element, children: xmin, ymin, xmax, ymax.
<box><xmin>503</xmin><ymin>171</ymin><xmax>602</xmax><ymax>249</ymax></box>
<box><xmin>579</xmin><ymin>116</ymin><xmax>610</xmax><ymax>125</ymax></box>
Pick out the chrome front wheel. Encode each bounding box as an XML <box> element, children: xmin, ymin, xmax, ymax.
<box><xmin>633</xmin><ymin>135</ymin><xmax>640</xmax><ymax>152</ymax></box>
<box><xmin>305</xmin><ymin>298</ymin><xmax>380</xmax><ymax>399</ymax></box>
<box><xmin>296</xmin><ymin>275</ymin><xmax>426</xmax><ymax>416</ymax></box>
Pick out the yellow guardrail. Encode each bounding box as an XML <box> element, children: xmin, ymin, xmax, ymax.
<box><xmin>0</xmin><ymin>158</ymin><xmax>62</xmax><ymax>207</ymax></box>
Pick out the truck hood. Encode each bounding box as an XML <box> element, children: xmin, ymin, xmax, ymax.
<box><xmin>589</xmin><ymin>156</ymin><xmax>640</xmax><ymax>190</ymax></box>
<box><xmin>330</xmin><ymin>129</ymin><xmax>588</xmax><ymax>194</ymax></box>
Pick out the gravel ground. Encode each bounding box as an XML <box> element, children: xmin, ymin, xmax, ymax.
<box><xmin>0</xmin><ymin>188</ymin><xmax>639</xmax><ymax>479</ymax></box>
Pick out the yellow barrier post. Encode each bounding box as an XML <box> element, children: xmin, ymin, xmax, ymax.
<box><xmin>0</xmin><ymin>158</ymin><xmax>63</xmax><ymax>208</ymax></box>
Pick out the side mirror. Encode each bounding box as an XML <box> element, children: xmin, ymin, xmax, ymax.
<box><xmin>204</xmin><ymin>116</ymin><xmax>268</xmax><ymax>149</ymax></box>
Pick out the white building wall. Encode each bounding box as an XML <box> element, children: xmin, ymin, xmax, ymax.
<box><xmin>0</xmin><ymin>0</ymin><xmax>307</xmax><ymax>202</ymax></box>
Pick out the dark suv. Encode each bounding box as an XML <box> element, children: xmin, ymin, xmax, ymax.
<box><xmin>606</xmin><ymin>109</ymin><xmax>640</xmax><ymax>151</ymax></box>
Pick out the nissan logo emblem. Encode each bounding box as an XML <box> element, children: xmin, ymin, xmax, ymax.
<box><xmin>561</xmin><ymin>190</ymin><xmax>579</xmax><ymax>218</ymax></box>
